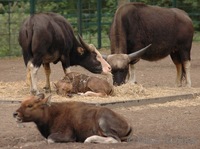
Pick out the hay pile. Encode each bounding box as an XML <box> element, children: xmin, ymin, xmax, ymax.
<box><xmin>0</xmin><ymin>81</ymin><xmax>200</xmax><ymax>104</ymax></box>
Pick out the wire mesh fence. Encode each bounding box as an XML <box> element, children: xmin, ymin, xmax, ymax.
<box><xmin>0</xmin><ymin>0</ymin><xmax>199</xmax><ymax>57</ymax></box>
<box><xmin>0</xmin><ymin>1</ymin><xmax>29</xmax><ymax>56</ymax></box>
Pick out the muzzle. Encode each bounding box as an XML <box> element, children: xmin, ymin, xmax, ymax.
<box><xmin>13</xmin><ymin>112</ymin><xmax>22</xmax><ymax>123</ymax></box>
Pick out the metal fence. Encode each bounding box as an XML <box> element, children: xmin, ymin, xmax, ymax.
<box><xmin>0</xmin><ymin>0</ymin><xmax>199</xmax><ymax>57</ymax></box>
<box><xmin>29</xmin><ymin>0</ymin><xmax>117</xmax><ymax>49</ymax></box>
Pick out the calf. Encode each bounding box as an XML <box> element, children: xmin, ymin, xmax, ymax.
<box><xmin>54</xmin><ymin>72</ymin><xmax>113</xmax><ymax>97</ymax></box>
<box><xmin>13</xmin><ymin>94</ymin><xmax>133</xmax><ymax>143</ymax></box>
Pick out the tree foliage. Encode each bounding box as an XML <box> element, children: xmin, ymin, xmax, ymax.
<box><xmin>0</xmin><ymin>0</ymin><xmax>199</xmax><ymax>57</ymax></box>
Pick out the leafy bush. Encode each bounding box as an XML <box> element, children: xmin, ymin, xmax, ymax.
<box><xmin>0</xmin><ymin>0</ymin><xmax>199</xmax><ymax>57</ymax></box>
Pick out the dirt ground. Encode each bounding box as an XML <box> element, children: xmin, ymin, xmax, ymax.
<box><xmin>0</xmin><ymin>42</ymin><xmax>200</xmax><ymax>148</ymax></box>
<box><xmin>1</xmin><ymin>98</ymin><xmax>200</xmax><ymax>149</ymax></box>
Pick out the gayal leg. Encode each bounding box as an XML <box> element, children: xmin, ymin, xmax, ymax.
<box><xmin>43</xmin><ymin>63</ymin><xmax>51</xmax><ymax>92</ymax></box>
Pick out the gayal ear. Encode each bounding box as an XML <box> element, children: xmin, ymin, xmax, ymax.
<box><xmin>36</xmin><ymin>93</ymin><xmax>45</xmax><ymax>100</ymax></box>
<box><xmin>77</xmin><ymin>47</ymin><xmax>85</xmax><ymax>55</ymax></box>
<box><xmin>53</xmin><ymin>82</ymin><xmax>57</xmax><ymax>89</ymax></box>
<box><xmin>42</xmin><ymin>95</ymin><xmax>52</xmax><ymax>106</ymax></box>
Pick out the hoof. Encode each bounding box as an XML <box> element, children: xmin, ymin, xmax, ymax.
<box><xmin>77</xmin><ymin>92</ymin><xmax>84</xmax><ymax>96</ymax></box>
<box><xmin>186</xmin><ymin>83</ymin><xmax>191</xmax><ymax>88</ymax></box>
<box><xmin>67</xmin><ymin>93</ymin><xmax>73</xmax><ymax>98</ymax></box>
<box><xmin>43</xmin><ymin>87</ymin><xmax>51</xmax><ymax>93</ymax></box>
<box><xmin>47</xmin><ymin>138</ymin><xmax>55</xmax><ymax>144</ymax></box>
<box><xmin>30</xmin><ymin>89</ymin><xmax>39</xmax><ymax>95</ymax></box>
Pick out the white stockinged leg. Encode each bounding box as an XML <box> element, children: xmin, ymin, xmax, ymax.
<box><xmin>29</xmin><ymin>62</ymin><xmax>39</xmax><ymax>95</ymax></box>
<box><xmin>125</xmin><ymin>64</ymin><xmax>131</xmax><ymax>83</ymax></box>
<box><xmin>26</xmin><ymin>62</ymin><xmax>31</xmax><ymax>86</ymax></box>
<box><xmin>175</xmin><ymin>63</ymin><xmax>182</xmax><ymax>87</ymax></box>
<box><xmin>66</xmin><ymin>67</ymin><xmax>71</xmax><ymax>74</ymax></box>
<box><xmin>84</xmin><ymin>135</ymin><xmax>119</xmax><ymax>144</ymax></box>
<box><xmin>63</xmin><ymin>67</ymin><xmax>71</xmax><ymax>75</ymax></box>
<box><xmin>47</xmin><ymin>138</ymin><xmax>55</xmax><ymax>144</ymax></box>
<box><xmin>43</xmin><ymin>63</ymin><xmax>51</xmax><ymax>92</ymax></box>
<box><xmin>184</xmin><ymin>60</ymin><xmax>191</xmax><ymax>87</ymax></box>
<box><xmin>126</xmin><ymin>64</ymin><xmax>136</xmax><ymax>84</ymax></box>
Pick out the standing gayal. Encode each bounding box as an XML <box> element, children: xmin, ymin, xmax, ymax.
<box><xmin>105</xmin><ymin>3</ymin><xmax>194</xmax><ymax>86</ymax></box>
<box><xmin>19</xmin><ymin>12</ymin><xmax>111</xmax><ymax>95</ymax></box>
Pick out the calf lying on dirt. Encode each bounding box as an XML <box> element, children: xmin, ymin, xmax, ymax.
<box><xmin>54</xmin><ymin>72</ymin><xmax>113</xmax><ymax>97</ymax></box>
<box><xmin>13</xmin><ymin>93</ymin><xmax>133</xmax><ymax>143</ymax></box>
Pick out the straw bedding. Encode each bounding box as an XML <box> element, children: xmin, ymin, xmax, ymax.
<box><xmin>0</xmin><ymin>80</ymin><xmax>199</xmax><ymax>104</ymax></box>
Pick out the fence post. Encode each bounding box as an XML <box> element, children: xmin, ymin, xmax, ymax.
<box><xmin>77</xmin><ymin>0</ymin><xmax>82</xmax><ymax>36</ymax></box>
<box><xmin>97</xmin><ymin>0</ymin><xmax>102</xmax><ymax>49</ymax></box>
<box><xmin>172</xmin><ymin>0</ymin><xmax>177</xmax><ymax>7</ymax></box>
<box><xmin>30</xmin><ymin>0</ymin><xmax>35</xmax><ymax>15</ymax></box>
<box><xmin>8</xmin><ymin>1</ymin><xmax>11</xmax><ymax>55</ymax></box>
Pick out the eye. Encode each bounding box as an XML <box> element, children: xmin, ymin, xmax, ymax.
<box><xmin>92</xmin><ymin>52</ymin><xmax>97</xmax><ymax>56</ymax></box>
<box><xmin>27</xmin><ymin>104</ymin><xmax>33</xmax><ymax>108</ymax></box>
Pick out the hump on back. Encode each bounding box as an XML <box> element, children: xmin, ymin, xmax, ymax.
<box><xmin>105</xmin><ymin>2</ymin><xmax>193</xmax><ymax>86</ymax></box>
<box><xmin>19</xmin><ymin>12</ymin><xmax>111</xmax><ymax>95</ymax></box>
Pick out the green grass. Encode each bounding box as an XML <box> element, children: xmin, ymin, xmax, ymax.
<box><xmin>193</xmin><ymin>31</ymin><xmax>200</xmax><ymax>41</ymax></box>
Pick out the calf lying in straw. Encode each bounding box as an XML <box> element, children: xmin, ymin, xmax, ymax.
<box><xmin>13</xmin><ymin>93</ymin><xmax>132</xmax><ymax>143</ymax></box>
<box><xmin>54</xmin><ymin>72</ymin><xmax>113</xmax><ymax>97</ymax></box>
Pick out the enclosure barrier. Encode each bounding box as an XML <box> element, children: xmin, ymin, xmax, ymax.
<box><xmin>0</xmin><ymin>0</ymin><xmax>199</xmax><ymax>57</ymax></box>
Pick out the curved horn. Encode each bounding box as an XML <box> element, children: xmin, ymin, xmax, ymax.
<box><xmin>128</xmin><ymin>44</ymin><xmax>152</xmax><ymax>61</ymax></box>
<box><xmin>77</xmin><ymin>34</ymin><xmax>91</xmax><ymax>51</ymax></box>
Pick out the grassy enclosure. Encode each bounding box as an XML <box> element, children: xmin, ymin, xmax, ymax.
<box><xmin>0</xmin><ymin>0</ymin><xmax>199</xmax><ymax>57</ymax></box>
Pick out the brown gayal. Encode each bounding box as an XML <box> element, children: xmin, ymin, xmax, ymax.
<box><xmin>54</xmin><ymin>72</ymin><xmax>113</xmax><ymax>97</ymax></box>
<box><xmin>13</xmin><ymin>94</ymin><xmax>132</xmax><ymax>143</ymax></box>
